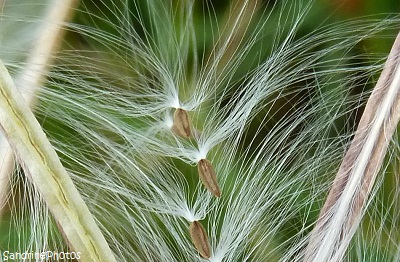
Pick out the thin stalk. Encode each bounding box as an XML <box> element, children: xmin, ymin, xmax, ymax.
<box><xmin>0</xmin><ymin>0</ymin><xmax>9</xmax><ymax>216</ymax></box>
<box><xmin>216</xmin><ymin>0</ymin><xmax>260</xmax><ymax>71</ymax></box>
<box><xmin>0</xmin><ymin>0</ymin><xmax>78</xmax><ymax>216</ymax></box>
<box><xmin>206</xmin><ymin>0</ymin><xmax>260</xmax><ymax>76</ymax></box>
<box><xmin>0</xmin><ymin>60</ymin><xmax>116</xmax><ymax>261</ymax></box>
<box><xmin>305</xmin><ymin>31</ymin><xmax>400</xmax><ymax>262</ymax></box>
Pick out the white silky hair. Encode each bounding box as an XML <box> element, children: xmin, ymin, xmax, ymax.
<box><xmin>1</xmin><ymin>0</ymin><xmax>400</xmax><ymax>261</ymax></box>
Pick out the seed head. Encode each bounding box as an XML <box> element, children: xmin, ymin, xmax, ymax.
<box><xmin>198</xmin><ymin>158</ymin><xmax>221</xmax><ymax>197</ymax></box>
<box><xmin>189</xmin><ymin>221</ymin><xmax>211</xmax><ymax>259</ymax></box>
<box><xmin>171</xmin><ymin>108</ymin><xmax>192</xmax><ymax>138</ymax></box>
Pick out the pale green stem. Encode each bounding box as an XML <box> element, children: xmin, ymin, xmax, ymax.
<box><xmin>0</xmin><ymin>0</ymin><xmax>78</xmax><ymax>216</ymax></box>
<box><xmin>0</xmin><ymin>60</ymin><xmax>116</xmax><ymax>261</ymax></box>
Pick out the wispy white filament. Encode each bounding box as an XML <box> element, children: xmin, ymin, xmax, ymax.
<box><xmin>1</xmin><ymin>1</ymin><xmax>400</xmax><ymax>261</ymax></box>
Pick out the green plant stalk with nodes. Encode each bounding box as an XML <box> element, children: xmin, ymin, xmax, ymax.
<box><xmin>1</xmin><ymin>0</ymin><xmax>400</xmax><ymax>261</ymax></box>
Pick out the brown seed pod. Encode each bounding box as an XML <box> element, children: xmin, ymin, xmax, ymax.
<box><xmin>197</xmin><ymin>159</ymin><xmax>221</xmax><ymax>197</ymax></box>
<box><xmin>171</xmin><ymin>108</ymin><xmax>191</xmax><ymax>138</ymax></box>
<box><xmin>189</xmin><ymin>221</ymin><xmax>211</xmax><ymax>259</ymax></box>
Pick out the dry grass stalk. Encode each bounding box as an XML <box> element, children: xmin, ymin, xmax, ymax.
<box><xmin>198</xmin><ymin>158</ymin><xmax>221</xmax><ymax>197</ymax></box>
<box><xmin>305</xmin><ymin>31</ymin><xmax>400</xmax><ymax>262</ymax></box>
<box><xmin>189</xmin><ymin>221</ymin><xmax>211</xmax><ymax>259</ymax></box>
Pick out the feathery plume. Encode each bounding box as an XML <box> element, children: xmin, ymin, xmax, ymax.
<box><xmin>1</xmin><ymin>0</ymin><xmax>400</xmax><ymax>261</ymax></box>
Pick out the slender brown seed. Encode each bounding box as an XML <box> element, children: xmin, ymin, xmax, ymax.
<box><xmin>189</xmin><ymin>221</ymin><xmax>211</xmax><ymax>259</ymax></box>
<box><xmin>197</xmin><ymin>159</ymin><xmax>221</xmax><ymax>197</ymax></box>
<box><xmin>171</xmin><ymin>108</ymin><xmax>191</xmax><ymax>138</ymax></box>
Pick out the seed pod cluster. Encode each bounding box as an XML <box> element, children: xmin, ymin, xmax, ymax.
<box><xmin>171</xmin><ymin>107</ymin><xmax>221</xmax><ymax>258</ymax></box>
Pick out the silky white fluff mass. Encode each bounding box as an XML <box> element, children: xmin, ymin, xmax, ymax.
<box><xmin>1</xmin><ymin>0</ymin><xmax>400</xmax><ymax>261</ymax></box>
